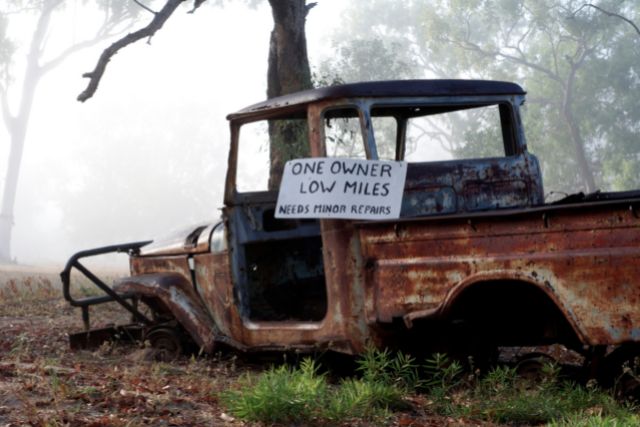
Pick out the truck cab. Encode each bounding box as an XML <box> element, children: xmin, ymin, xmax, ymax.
<box><xmin>200</xmin><ymin>79</ymin><xmax>543</xmax><ymax>353</ymax></box>
<box><xmin>63</xmin><ymin>80</ymin><xmax>640</xmax><ymax>393</ymax></box>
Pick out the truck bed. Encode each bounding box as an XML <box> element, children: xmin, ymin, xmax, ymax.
<box><xmin>357</xmin><ymin>192</ymin><xmax>640</xmax><ymax>347</ymax></box>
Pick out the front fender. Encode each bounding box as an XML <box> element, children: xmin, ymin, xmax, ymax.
<box><xmin>114</xmin><ymin>273</ymin><xmax>216</xmax><ymax>353</ymax></box>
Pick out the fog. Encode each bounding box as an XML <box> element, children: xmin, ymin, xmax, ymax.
<box><xmin>1</xmin><ymin>1</ymin><xmax>638</xmax><ymax>268</ymax></box>
<box><xmin>1</xmin><ymin>1</ymin><xmax>345</xmax><ymax>266</ymax></box>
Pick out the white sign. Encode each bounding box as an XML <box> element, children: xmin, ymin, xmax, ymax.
<box><xmin>276</xmin><ymin>158</ymin><xmax>407</xmax><ymax>220</ymax></box>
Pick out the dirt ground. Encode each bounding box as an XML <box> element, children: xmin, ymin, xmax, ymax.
<box><xmin>0</xmin><ymin>267</ymin><xmax>484</xmax><ymax>427</ymax></box>
<box><xmin>0</xmin><ymin>267</ymin><xmax>246</xmax><ymax>426</ymax></box>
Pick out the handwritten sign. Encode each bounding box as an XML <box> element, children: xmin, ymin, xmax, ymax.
<box><xmin>276</xmin><ymin>158</ymin><xmax>407</xmax><ymax>220</ymax></box>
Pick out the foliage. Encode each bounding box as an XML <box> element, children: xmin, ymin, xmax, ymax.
<box><xmin>221</xmin><ymin>346</ymin><xmax>640</xmax><ymax>425</ymax></box>
<box><xmin>318</xmin><ymin>38</ymin><xmax>419</xmax><ymax>83</ymax></box>
<box><xmin>430</xmin><ymin>362</ymin><xmax>638</xmax><ymax>425</ymax></box>
<box><xmin>222</xmin><ymin>353</ymin><xmax>408</xmax><ymax>423</ymax></box>
<box><xmin>222</xmin><ymin>358</ymin><xmax>327</xmax><ymax>423</ymax></box>
<box><xmin>422</xmin><ymin>352</ymin><xmax>464</xmax><ymax>392</ymax></box>
<box><xmin>549</xmin><ymin>413</ymin><xmax>640</xmax><ymax>426</ymax></box>
<box><xmin>323</xmin><ymin>0</ymin><xmax>640</xmax><ymax>194</ymax></box>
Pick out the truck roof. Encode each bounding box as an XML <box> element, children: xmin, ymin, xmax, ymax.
<box><xmin>227</xmin><ymin>79</ymin><xmax>526</xmax><ymax>121</ymax></box>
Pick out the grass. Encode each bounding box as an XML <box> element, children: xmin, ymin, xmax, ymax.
<box><xmin>222</xmin><ymin>350</ymin><xmax>410</xmax><ymax>424</ymax></box>
<box><xmin>2</xmin><ymin>272</ymin><xmax>638</xmax><ymax>426</ymax></box>
<box><xmin>223</xmin><ymin>348</ymin><xmax>640</xmax><ymax>426</ymax></box>
<box><xmin>548</xmin><ymin>414</ymin><xmax>640</xmax><ymax>426</ymax></box>
<box><xmin>435</xmin><ymin>365</ymin><xmax>635</xmax><ymax>424</ymax></box>
<box><xmin>0</xmin><ymin>277</ymin><xmax>60</xmax><ymax>316</ymax></box>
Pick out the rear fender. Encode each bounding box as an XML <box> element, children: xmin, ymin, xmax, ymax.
<box><xmin>403</xmin><ymin>273</ymin><xmax>585</xmax><ymax>346</ymax></box>
<box><xmin>114</xmin><ymin>273</ymin><xmax>216</xmax><ymax>353</ymax></box>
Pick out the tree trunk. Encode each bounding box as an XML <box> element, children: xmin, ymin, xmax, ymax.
<box><xmin>563</xmin><ymin>61</ymin><xmax>597</xmax><ymax>193</ymax></box>
<box><xmin>563</xmin><ymin>106</ymin><xmax>597</xmax><ymax>192</ymax></box>
<box><xmin>0</xmin><ymin>1</ymin><xmax>55</xmax><ymax>262</ymax></box>
<box><xmin>266</xmin><ymin>0</ymin><xmax>314</xmax><ymax>190</ymax></box>
<box><xmin>0</xmin><ymin>116</ymin><xmax>31</xmax><ymax>262</ymax></box>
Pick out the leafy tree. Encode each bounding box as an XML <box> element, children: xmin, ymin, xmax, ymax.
<box><xmin>0</xmin><ymin>0</ymin><xmax>143</xmax><ymax>262</ymax></box>
<box><xmin>324</xmin><ymin>0</ymin><xmax>639</xmax><ymax>195</ymax></box>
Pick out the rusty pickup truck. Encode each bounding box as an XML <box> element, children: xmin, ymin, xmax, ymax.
<box><xmin>62</xmin><ymin>80</ymin><xmax>640</xmax><ymax>391</ymax></box>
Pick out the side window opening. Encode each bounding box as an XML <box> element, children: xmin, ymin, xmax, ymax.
<box><xmin>236</xmin><ymin>118</ymin><xmax>309</xmax><ymax>193</ymax></box>
<box><xmin>367</xmin><ymin>102</ymin><xmax>532</xmax><ymax>217</ymax></box>
<box><xmin>371</xmin><ymin>116</ymin><xmax>398</xmax><ymax>160</ymax></box>
<box><xmin>371</xmin><ymin>103</ymin><xmax>511</xmax><ymax>162</ymax></box>
<box><xmin>324</xmin><ymin>108</ymin><xmax>366</xmax><ymax>159</ymax></box>
<box><xmin>237</xmin><ymin>121</ymin><xmax>270</xmax><ymax>193</ymax></box>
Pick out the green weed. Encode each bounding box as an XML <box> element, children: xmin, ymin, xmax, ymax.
<box><xmin>326</xmin><ymin>377</ymin><xmax>402</xmax><ymax>420</ymax></box>
<box><xmin>222</xmin><ymin>348</ymin><xmax>639</xmax><ymax>426</ymax></box>
<box><xmin>435</xmin><ymin>361</ymin><xmax>637</xmax><ymax>425</ymax></box>
<box><xmin>423</xmin><ymin>352</ymin><xmax>464</xmax><ymax>392</ymax></box>
<box><xmin>223</xmin><ymin>352</ymin><xmax>409</xmax><ymax>424</ymax></box>
<box><xmin>548</xmin><ymin>413</ymin><xmax>640</xmax><ymax>426</ymax></box>
<box><xmin>357</xmin><ymin>345</ymin><xmax>421</xmax><ymax>390</ymax></box>
<box><xmin>223</xmin><ymin>358</ymin><xmax>327</xmax><ymax>423</ymax></box>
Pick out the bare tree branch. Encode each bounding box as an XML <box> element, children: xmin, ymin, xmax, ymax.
<box><xmin>515</xmin><ymin>23</ymin><xmax>534</xmax><ymax>52</ymax></box>
<box><xmin>573</xmin><ymin>3</ymin><xmax>640</xmax><ymax>36</ymax></box>
<box><xmin>188</xmin><ymin>0</ymin><xmax>207</xmax><ymax>14</ymax></box>
<box><xmin>2</xmin><ymin>6</ymin><xmax>42</xmax><ymax>16</ymax></box>
<box><xmin>133</xmin><ymin>0</ymin><xmax>157</xmax><ymax>15</ymax></box>
<box><xmin>35</xmin><ymin>2</ymin><xmax>141</xmax><ymax>81</ymax></box>
<box><xmin>77</xmin><ymin>0</ymin><xmax>186</xmax><ymax>102</ymax></box>
<box><xmin>41</xmin><ymin>37</ymin><xmax>112</xmax><ymax>74</ymax></box>
<box><xmin>446</xmin><ymin>37</ymin><xmax>564</xmax><ymax>86</ymax></box>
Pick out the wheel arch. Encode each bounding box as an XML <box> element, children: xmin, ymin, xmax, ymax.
<box><xmin>113</xmin><ymin>273</ymin><xmax>217</xmax><ymax>353</ymax></box>
<box><xmin>435</xmin><ymin>273</ymin><xmax>586</xmax><ymax>347</ymax></box>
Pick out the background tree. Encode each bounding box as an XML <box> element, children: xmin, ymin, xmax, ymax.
<box><xmin>420</xmin><ymin>0</ymin><xmax>639</xmax><ymax>193</ymax></box>
<box><xmin>0</xmin><ymin>0</ymin><xmax>143</xmax><ymax>262</ymax></box>
<box><xmin>323</xmin><ymin>0</ymin><xmax>639</xmax><ymax>196</ymax></box>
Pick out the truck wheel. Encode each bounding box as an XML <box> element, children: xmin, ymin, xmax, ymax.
<box><xmin>145</xmin><ymin>326</ymin><xmax>183</xmax><ymax>362</ymax></box>
<box><xmin>601</xmin><ymin>344</ymin><xmax>640</xmax><ymax>402</ymax></box>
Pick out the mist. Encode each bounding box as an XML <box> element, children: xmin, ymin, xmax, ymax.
<box><xmin>0</xmin><ymin>0</ymin><xmax>344</xmax><ymax>266</ymax></box>
<box><xmin>1</xmin><ymin>0</ymin><xmax>638</xmax><ymax>268</ymax></box>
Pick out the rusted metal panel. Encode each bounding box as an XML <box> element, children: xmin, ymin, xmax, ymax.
<box><xmin>114</xmin><ymin>273</ymin><xmax>216</xmax><ymax>353</ymax></box>
<box><xmin>401</xmin><ymin>152</ymin><xmax>543</xmax><ymax>217</ymax></box>
<box><xmin>316</xmin><ymin>219</ymin><xmax>372</xmax><ymax>353</ymax></box>
<box><xmin>193</xmin><ymin>252</ymin><xmax>237</xmax><ymax>342</ymax></box>
<box><xmin>130</xmin><ymin>254</ymin><xmax>191</xmax><ymax>279</ymax></box>
<box><xmin>358</xmin><ymin>199</ymin><xmax>640</xmax><ymax>346</ymax></box>
<box><xmin>138</xmin><ymin>224</ymin><xmax>214</xmax><ymax>257</ymax></box>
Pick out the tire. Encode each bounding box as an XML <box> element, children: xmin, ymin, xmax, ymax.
<box><xmin>600</xmin><ymin>343</ymin><xmax>640</xmax><ymax>402</ymax></box>
<box><xmin>145</xmin><ymin>326</ymin><xmax>183</xmax><ymax>362</ymax></box>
